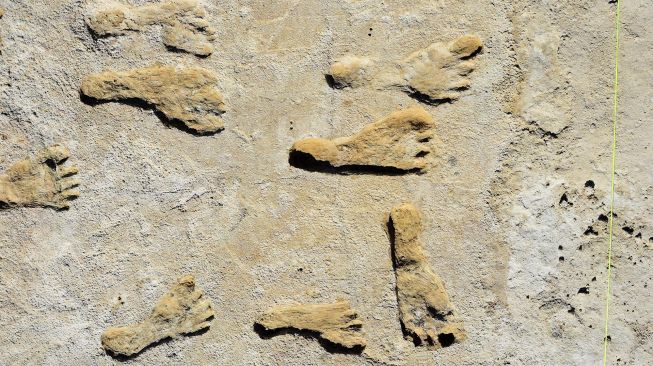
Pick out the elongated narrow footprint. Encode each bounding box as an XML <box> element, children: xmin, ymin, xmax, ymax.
<box><xmin>290</xmin><ymin>107</ymin><xmax>435</xmax><ymax>174</ymax></box>
<box><xmin>101</xmin><ymin>275</ymin><xmax>214</xmax><ymax>357</ymax></box>
<box><xmin>327</xmin><ymin>35</ymin><xmax>482</xmax><ymax>103</ymax></box>
<box><xmin>388</xmin><ymin>203</ymin><xmax>466</xmax><ymax>349</ymax></box>
<box><xmin>255</xmin><ymin>300</ymin><xmax>366</xmax><ymax>351</ymax></box>
<box><xmin>0</xmin><ymin>145</ymin><xmax>80</xmax><ymax>210</ymax></box>
<box><xmin>81</xmin><ymin>64</ymin><xmax>226</xmax><ymax>134</ymax></box>
<box><xmin>87</xmin><ymin>0</ymin><xmax>216</xmax><ymax>56</ymax></box>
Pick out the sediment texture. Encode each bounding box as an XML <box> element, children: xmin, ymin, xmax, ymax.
<box><xmin>0</xmin><ymin>1</ymin><xmax>650</xmax><ymax>365</ymax></box>
<box><xmin>290</xmin><ymin>107</ymin><xmax>436</xmax><ymax>172</ymax></box>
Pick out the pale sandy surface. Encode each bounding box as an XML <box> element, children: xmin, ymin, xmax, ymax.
<box><xmin>0</xmin><ymin>1</ymin><xmax>650</xmax><ymax>365</ymax></box>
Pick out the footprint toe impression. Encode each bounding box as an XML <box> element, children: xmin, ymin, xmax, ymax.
<box><xmin>399</xmin><ymin>34</ymin><xmax>483</xmax><ymax>103</ymax></box>
<box><xmin>87</xmin><ymin>0</ymin><xmax>215</xmax><ymax>56</ymax></box>
<box><xmin>101</xmin><ymin>275</ymin><xmax>214</xmax><ymax>358</ymax></box>
<box><xmin>81</xmin><ymin>64</ymin><xmax>226</xmax><ymax>134</ymax></box>
<box><xmin>290</xmin><ymin>107</ymin><xmax>437</xmax><ymax>174</ymax></box>
<box><xmin>255</xmin><ymin>300</ymin><xmax>366</xmax><ymax>351</ymax></box>
<box><xmin>0</xmin><ymin>145</ymin><xmax>81</xmax><ymax>210</ymax></box>
<box><xmin>389</xmin><ymin>203</ymin><xmax>467</xmax><ymax>349</ymax></box>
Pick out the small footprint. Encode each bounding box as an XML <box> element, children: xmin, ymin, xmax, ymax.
<box><xmin>388</xmin><ymin>203</ymin><xmax>466</xmax><ymax>349</ymax></box>
<box><xmin>326</xmin><ymin>35</ymin><xmax>483</xmax><ymax>103</ymax></box>
<box><xmin>255</xmin><ymin>300</ymin><xmax>366</xmax><ymax>351</ymax></box>
<box><xmin>87</xmin><ymin>0</ymin><xmax>216</xmax><ymax>56</ymax></box>
<box><xmin>290</xmin><ymin>107</ymin><xmax>435</xmax><ymax>174</ymax></box>
<box><xmin>0</xmin><ymin>145</ymin><xmax>80</xmax><ymax>210</ymax></box>
<box><xmin>80</xmin><ymin>63</ymin><xmax>226</xmax><ymax>134</ymax></box>
<box><xmin>327</xmin><ymin>56</ymin><xmax>376</xmax><ymax>89</ymax></box>
<box><xmin>101</xmin><ymin>275</ymin><xmax>214</xmax><ymax>358</ymax></box>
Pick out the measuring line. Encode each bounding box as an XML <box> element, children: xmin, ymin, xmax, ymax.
<box><xmin>603</xmin><ymin>0</ymin><xmax>621</xmax><ymax>365</ymax></box>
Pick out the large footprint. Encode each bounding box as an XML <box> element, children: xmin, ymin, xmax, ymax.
<box><xmin>0</xmin><ymin>145</ymin><xmax>80</xmax><ymax>210</ymax></box>
<box><xmin>87</xmin><ymin>0</ymin><xmax>216</xmax><ymax>56</ymax></box>
<box><xmin>101</xmin><ymin>275</ymin><xmax>214</xmax><ymax>357</ymax></box>
<box><xmin>389</xmin><ymin>203</ymin><xmax>466</xmax><ymax>349</ymax></box>
<box><xmin>327</xmin><ymin>35</ymin><xmax>483</xmax><ymax>103</ymax></box>
<box><xmin>290</xmin><ymin>107</ymin><xmax>435</xmax><ymax>173</ymax></box>
<box><xmin>81</xmin><ymin>64</ymin><xmax>226</xmax><ymax>134</ymax></box>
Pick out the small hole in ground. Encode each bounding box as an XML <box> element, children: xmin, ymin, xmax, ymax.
<box><xmin>584</xmin><ymin>180</ymin><xmax>595</xmax><ymax>188</ymax></box>
<box><xmin>559</xmin><ymin>193</ymin><xmax>571</xmax><ymax>205</ymax></box>
<box><xmin>584</xmin><ymin>226</ymin><xmax>598</xmax><ymax>236</ymax></box>
<box><xmin>568</xmin><ymin>306</ymin><xmax>576</xmax><ymax>313</ymax></box>
<box><xmin>438</xmin><ymin>333</ymin><xmax>456</xmax><ymax>347</ymax></box>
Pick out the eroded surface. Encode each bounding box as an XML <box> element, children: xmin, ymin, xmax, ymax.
<box><xmin>0</xmin><ymin>1</ymin><xmax>650</xmax><ymax>365</ymax></box>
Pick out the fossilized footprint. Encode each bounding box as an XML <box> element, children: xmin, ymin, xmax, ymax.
<box><xmin>388</xmin><ymin>203</ymin><xmax>466</xmax><ymax>349</ymax></box>
<box><xmin>255</xmin><ymin>300</ymin><xmax>366</xmax><ymax>351</ymax></box>
<box><xmin>290</xmin><ymin>107</ymin><xmax>435</xmax><ymax>173</ymax></box>
<box><xmin>327</xmin><ymin>56</ymin><xmax>376</xmax><ymax>89</ymax></box>
<box><xmin>101</xmin><ymin>275</ymin><xmax>214</xmax><ymax>357</ymax></box>
<box><xmin>87</xmin><ymin>0</ymin><xmax>216</xmax><ymax>56</ymax></box>
<box><xmin>81</xmin><ymin>64</ymin><xmax>226</xmax><ymax>134</ymax></box>
<box><xmin>0</xmin><ymin>145</ymin><xmax>80</xmax><ymax>210</ymax></box>
<box><xmin>327</xmin><ymin>35</ymin><xmax>482</xmax><ymax>103</ymax></box>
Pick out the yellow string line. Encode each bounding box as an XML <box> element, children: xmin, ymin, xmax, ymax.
<box><xmin>603</xmin><ymin>0</ymin><xmax>620</xmax><ymax>364</ymax></box>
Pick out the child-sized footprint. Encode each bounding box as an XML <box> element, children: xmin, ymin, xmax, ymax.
<box><xmin>0</xmin><ymin>145</ymin><xmax>80</xmax><ymax>210</ymax></box>
<box><xmin>398</xmin><ymin>34</ymin><xmax>483</xmax><ymax>102</ymax></box>
<box><xmin>87</xmin><ymin>0</ymin><xmax>216</xmax><ymax>56</ymax></box>
<box><xmin>389</xmin><ymin>203</ymin><xmax>466</xmax><ymax>349</ymax></box>
<box><xmin>290</xmin><ymin>107</ymin><xmax>436</xmax><ymax>174</ymax></box>
<box><xmin>101</xmin><ymin>275</ymin><xmax>214</xmax><ymax>357</ymax></box>
<box><xmin>326</xmin><ymin>35</ymin><xmax>483</xmax><ymax>103</ymax></box>
<box><xmin>255</xmin><ymin>300</ymin><xmax>366</xmax><ymax>351</ymax></box>
<box><xmin>81</xmin><ymin>63</ymin><xmax>226</xmax><ymax>134</ymax></box>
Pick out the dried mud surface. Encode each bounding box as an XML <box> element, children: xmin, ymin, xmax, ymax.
<box><xmin>0</xmin><ymin>1</ymin><xmax>651</xmax><ymax>365</ymax></box>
